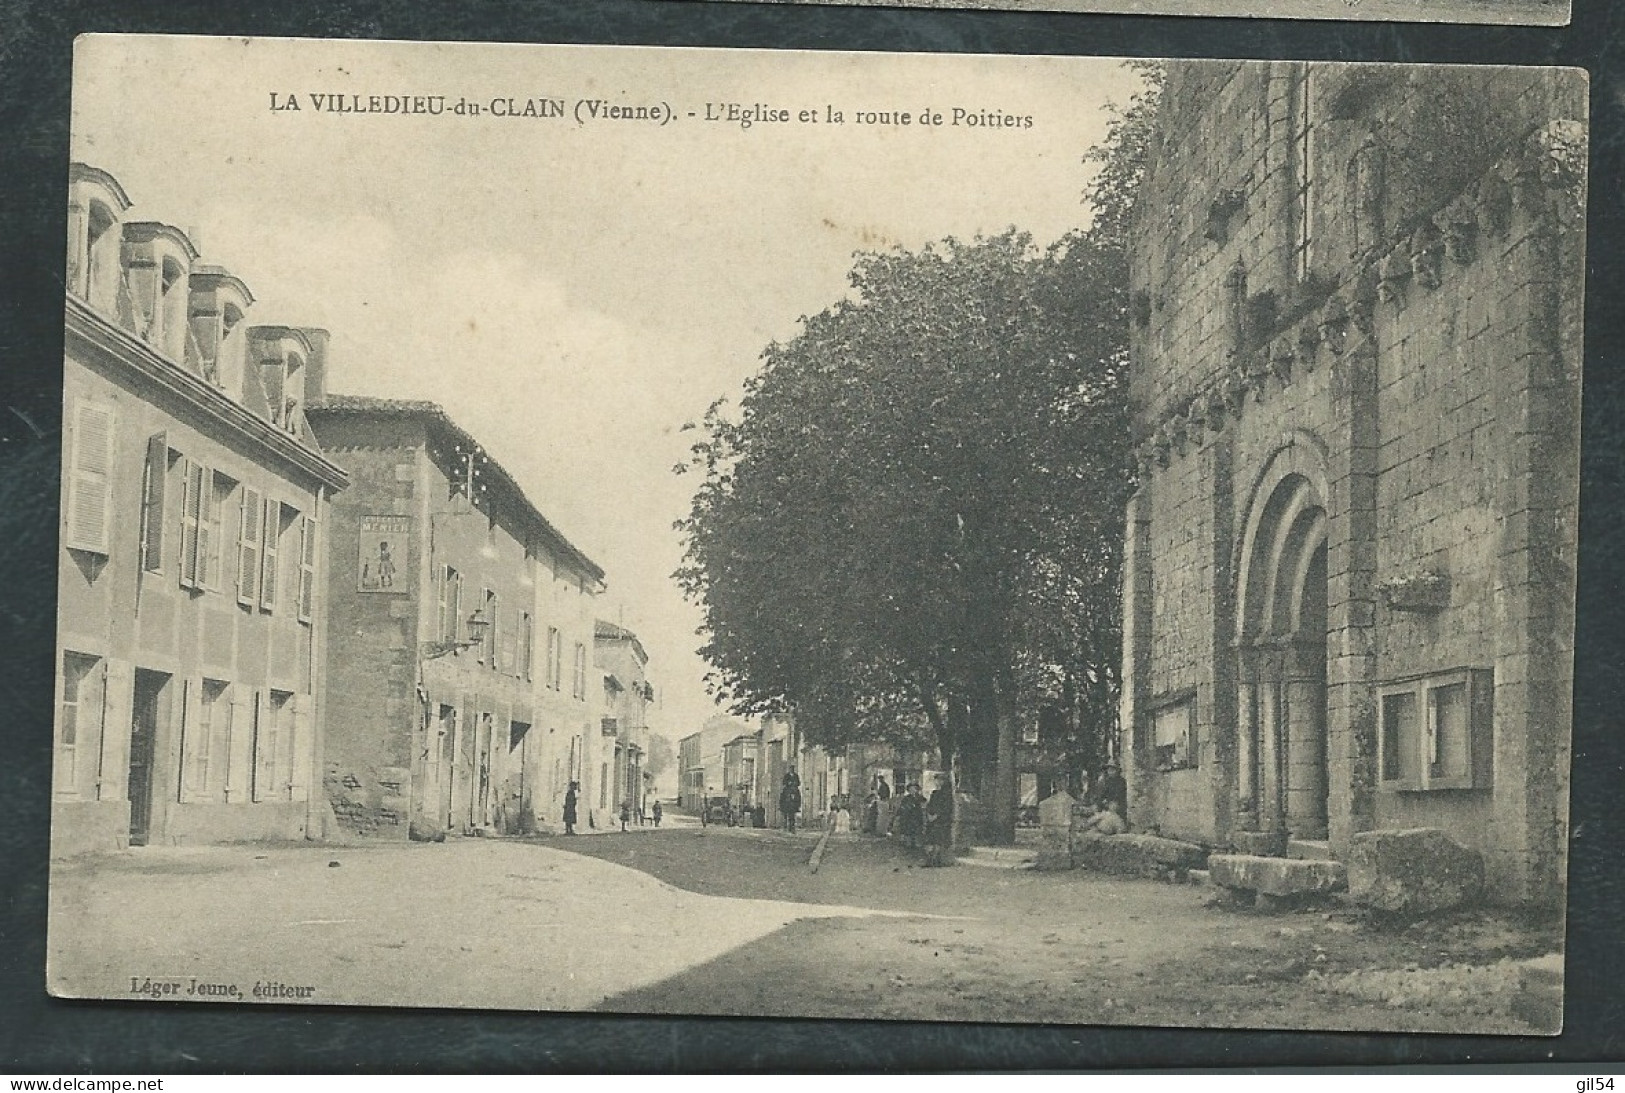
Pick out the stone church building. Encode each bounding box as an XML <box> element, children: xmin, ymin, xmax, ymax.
<box><xmin>1119</xmin><ymin>63</ymin><xmax>1585</xmax><ymax>905</ymax></box>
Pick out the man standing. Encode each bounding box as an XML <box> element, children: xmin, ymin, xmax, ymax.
<box><xmin>563</xmin><ymin>780</ymin><xmax>580</xmax><ymax>836</ymax></box>
<box><xmin>779</xmin><ymin>768</ymin><xmax>803</xmax><ymax>834</ymax></box>
<box><xmin>894</xmin><ymin>782</ymin><xmax>925</xmax><ymax>849</ymax></box>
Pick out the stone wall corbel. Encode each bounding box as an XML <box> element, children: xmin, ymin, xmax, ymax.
<box><xmin>1376</xmin><ymin>249</ymin><xmax>1409</xmax><ymax>306</ymax></box>
<box><xmin>1441</xmin><ymin>199</ymin><xmax>1477</xmax><ymax>265</ymax></box>
<box><xmin>1409</xmin><ymin>222</ymin><xmax>1443</xmax><ymax>290</ymax></box>
<box><xmin>1170</xmin><ymin>412</ymin><xmax>1192</xmax><ymax>457</ymax></box>
<box><xmin>1204</xmin><ymin>188</ymin><xmax>1248</xmax><ymax>245</ymax></box>
<box><xmin>1297</xmin><ymin>318</ymin><xmax>1322</xmax><ymax>368</ymax></box>
<box><xmin>1318</xmin><ymin>295</ymin><xmax>1349</xmax><ymax>356</ymax></box>
<box><xmin>1130</xmin><ymin>289</ymin><xmax>1152</xmax><ymax>328</ymax></box>
<box><xmin>1477</xmin><ymin>172</ymin><xmax>1514</xmax><ymax>239</ymax></box>
<box><xmin>1269</xmin><ymin>340</ymin><xmax>1296</xmax><ymax>386</ymax></box>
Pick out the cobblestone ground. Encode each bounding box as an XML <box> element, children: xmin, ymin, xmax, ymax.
<box><xmin>47</xmin><ymin>824</ymin><xmax>1563</xmax><ymax>1032</ymax></box>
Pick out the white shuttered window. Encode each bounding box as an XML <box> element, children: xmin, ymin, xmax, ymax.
<box><xmin>297</xmin><ymin>512</ymin><xmax>317</xmax><ymax>623</ymax></box>
<box><xmin>238</xmin><ymin>487</ymin><xmax>262</xmax><ymax>606</ymax></box>
<box><xmin>66</xmin><ymin>402</ymin><xmax>115</xmax><ymax>554</ymax></box>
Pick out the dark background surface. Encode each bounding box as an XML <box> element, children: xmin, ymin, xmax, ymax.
<box><xmin>2</xmin><ymin>0</ymin><xmax>1622</xmax><ymax>1072</ymax></box>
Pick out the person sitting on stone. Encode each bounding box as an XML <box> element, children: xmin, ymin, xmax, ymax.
<box><xmin>1081</xmin><ymin>798</ymin><xmax>1126</xmax><ymax>838</ymax></box>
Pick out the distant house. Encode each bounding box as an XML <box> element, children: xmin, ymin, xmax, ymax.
<box><xmin>594</xmin><ymin>619</ymin><xmax>655</xmax><ymax>820</ymax></box>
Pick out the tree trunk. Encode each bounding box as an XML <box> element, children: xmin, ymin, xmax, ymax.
<box><xmin>947</xmin><ymin>697</ymin><xmax>971</xmax><ymax>854</ymax></box>
<box><xmin>918</xmin><ymin>680</ymin><xmax>963</xmax><ymax>854</ymax></box>
<box><xmin>991</xmin><ymin>704</ymin><xmax>1018</xmax><ymax>846</ymax></box>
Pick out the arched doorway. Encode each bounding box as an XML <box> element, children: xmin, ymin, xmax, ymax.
<box><xmin>1236</xmin><ymin>470</ymin><xmax>1330</xmax><ymax>843</ymax></box>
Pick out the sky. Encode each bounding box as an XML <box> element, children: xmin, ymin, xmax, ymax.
<box><xmin>71</xmin><ymin>35</ymin><xmax>1145</xmax><ymax>742</ymax></box>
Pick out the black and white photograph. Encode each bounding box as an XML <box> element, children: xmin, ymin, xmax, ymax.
<box><xmin>49</xmin><ymin>35</ymin><xmax>1585</xmax><ymax>1035</ymax></box>
<box><xmin>655</xmin><ymin>0</ymin><xmax>1571</xmax><ymax>28</ymax></box>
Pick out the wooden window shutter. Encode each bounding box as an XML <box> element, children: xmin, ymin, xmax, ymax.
<box><xmin>224</xmin><ymin>687</ymin><xmax>249</xmax><ymax>803</ymax></box>
<box><xmin>53</xmin><ymin>655</ymin><xmax>75</xmax><ymax>796</ymax></box>
<box><xmin>97</xmin><ymin>659</ymin><xmax>132</xmax><ymax>802</ymax></box>
<box><xmin>66</xmin><ymin>402</ymin><xmax>115</xmax><ymax>554</ymax></box>
<box><xmin>177</xmin><ymin>678</ymin><xmax>197</xmax><ymax>802</ymax></box>
<box><xmin>436</xmin><ymin>567</ymin><xmax>450</xmax><ymax>642</ymax></box>
<box><xmin>450</xmin><ymin>572</ymin><xmax>462</xmax><ymax>644</ymax></box>
<box><xmin>140</xmin><ymin>434</ymin><xmax>167</xmax><ymax>573</ymax></box>
<box><xmin>298</xmin><ymin>512</ymin><xmax>317</xmax><ymax>623</ymax></box>
<box><xmin>490</xmin><ymin>594</ymin><xmax>501</xmax><ymax>670</ymax></box>
<box><xmin>199</xmin><ymin>472</ymin><xmax>219</xmax><ymax>590</ymax></box>
<box><xmin>260</xmin><ymin>499</ymin><xmax>279</xmax><ymax>611</ymax></box>
<box><xmin>274</xmin><ymin>696</ymin><xmax>292</xmax><ymax>798</ymax></box>
<box><xmin>238</xmin><ymin>487</ymin><xmax>262</xmax><ymax>606</ymax></box>
<box><xmin>179</xmin><ymin>460</ymin><xmax>203</xmax><ymax>588</ymax></box>
<box><xmin>251</xmin><ymin>690</ymin><xmax>270</xmax><ymax>802</ymax></box>
<box><xmin>290</xmin><ymin>693</ymin><xmax>313</xmax><ymax>802</ymax></box>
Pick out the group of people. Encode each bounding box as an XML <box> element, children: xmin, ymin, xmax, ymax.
<box><xmin>560</xmin><ymin>781</ymin><xmax>662</xmax><ymax>836</ymax></box>
<box><xmin>882</xmin><ymin>776</ymin><xmax>953</xmax><ymax>866</ymax></box>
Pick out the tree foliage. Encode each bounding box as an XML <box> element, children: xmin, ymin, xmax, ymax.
<box><xmin>644</xmin><ymin>733</ymin><xmax>675</xmax><ymax>780</ymax></box>
<box><xmin>676</xmin><ymin>64</ymin><xmax>1163</xmax><ymax>813</ymax></box>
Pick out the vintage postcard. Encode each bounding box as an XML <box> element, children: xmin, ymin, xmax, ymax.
<box><xmin>52</xmin><ymin>37</ymin><xmax>1584</xmax><ymax>1033</ymax></box>
<box><xmin>652</xmin><ymin>0</ymin><xmax>1571</xmax><ymax>27</ymax></box>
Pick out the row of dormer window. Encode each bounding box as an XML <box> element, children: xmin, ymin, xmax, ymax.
<box><xmin>68</xmin><ymin>163</ymin><xmax>325</xmax><ymax>440</ymax></box>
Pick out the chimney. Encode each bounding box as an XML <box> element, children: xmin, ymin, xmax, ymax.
<box><xmin>301</xmin><ymin>328</ymin><xmax>330</xmax><ymax>405</ymax></box>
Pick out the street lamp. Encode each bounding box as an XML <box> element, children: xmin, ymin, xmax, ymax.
<box><xmin>420</xmin><ymin>607</ymin><xmax>490</xmax><ymax>660</ymax></box>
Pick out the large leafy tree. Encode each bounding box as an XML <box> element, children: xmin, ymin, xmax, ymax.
<box><xmin>677</xmin><ymin>65</ymin><xmax>1162</xmax><ymax>841</ymax></box>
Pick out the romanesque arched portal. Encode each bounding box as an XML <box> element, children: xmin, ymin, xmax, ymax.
<box><xmin>1235</xmin><ymin>458</ymin><xmax>1331</xmax><ymax>843</ymax></box>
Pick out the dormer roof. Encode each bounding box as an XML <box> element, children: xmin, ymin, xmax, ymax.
<box><xmin>122</xmin><ymin>221</ymin><xmax>201</xmax><ymax>261</ymax></box>
<box><xmin>69</xmin><ymin>163</ymin><xmax>132</xmax><ymax>211</ymax></box>
<box><xmin>191</xmin><ymin>265</ymin><xmax>256</xmax><ymax>307</ymax></box>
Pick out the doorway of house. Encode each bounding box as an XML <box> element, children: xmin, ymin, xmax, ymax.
<box><xmin>473</xmin><ymin>713</ymin><xmax>493</xmax><ymax>829</ymax></box>
<box><xmin>127</xmin><ymin>669</ymin><xmax>169</xmax><ymax>847</ymax></box>
<box><xmin>437</xmin><ymin>704</ymin><xmax>456</xmax><ymax>830</ymax></box>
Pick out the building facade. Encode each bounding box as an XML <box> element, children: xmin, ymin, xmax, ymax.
<box><xmin>305</xmin><ymin>397</ymin><xmax>605</xmax><ymax>839</ymax></box>
<box><xmin>677</xmin><ymin>731</ymin><xmax>706</xmax><ymax>812</ymax></box>
<box><xmin>594</xmin><ymin>620</ymin><xmax>653</xmax><ymax>821</ymax></box>
<box><xmin>55</xmin><ymin>164</ymin><xmax>349</xmax><ymax>855</ymax></box>
<box><xmin>1120</xmin><ymin>64</ymin><xmax>1585</xmax><ymax>904</ymax></box>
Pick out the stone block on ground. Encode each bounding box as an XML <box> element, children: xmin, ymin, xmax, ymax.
<box><xmin>1208</xmin><ymin>853</ymin><xmax>1347</xmax><ymax>905</ymax></box>
<box><xmin>1072</xmin><ymin>833</ymin><xmax>1208</xmax><ymax>878</ymax></box>
<box><xmin>1346</xmin><ymin>828</ymin><xmax>1485</xmax><ymax>916</ymax></box>
<box><xmin>1231</xmin><ymin>829</ymin><xmax>1289</xmax><ymax>857</ymax></box>
<box><xmin>1034</xmin><ymin>792</ymin><xmax>1077</xmax><ymax>871</ymax></box>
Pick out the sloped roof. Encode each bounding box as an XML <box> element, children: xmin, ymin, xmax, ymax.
<box><xmin>307</xmin><ymin>394</ymin><xmax>605</xmax><ymax>583</ymax></box>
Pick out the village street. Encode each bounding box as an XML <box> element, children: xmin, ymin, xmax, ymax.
<box><xmin>48</xmin><ymin>820</ymin><xmax>1561</xmax><ymax>1033</ymax></box>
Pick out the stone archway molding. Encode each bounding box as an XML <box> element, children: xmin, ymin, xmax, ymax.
<box><xmin>1231</xmin><ymin>431</ymin><xmax>1334</xmax><ymax>844</ymax></box>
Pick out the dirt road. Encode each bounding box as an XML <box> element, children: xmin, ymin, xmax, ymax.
<box><xmin>554</xmin><ymin>828</ymin><xmax>1563</xmax><ymax>1033</ymax></box>
<box><xmin>47</xmin><ymin>827</ymin><xmax>1562</xmax><ymax>1032</ymax></box>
